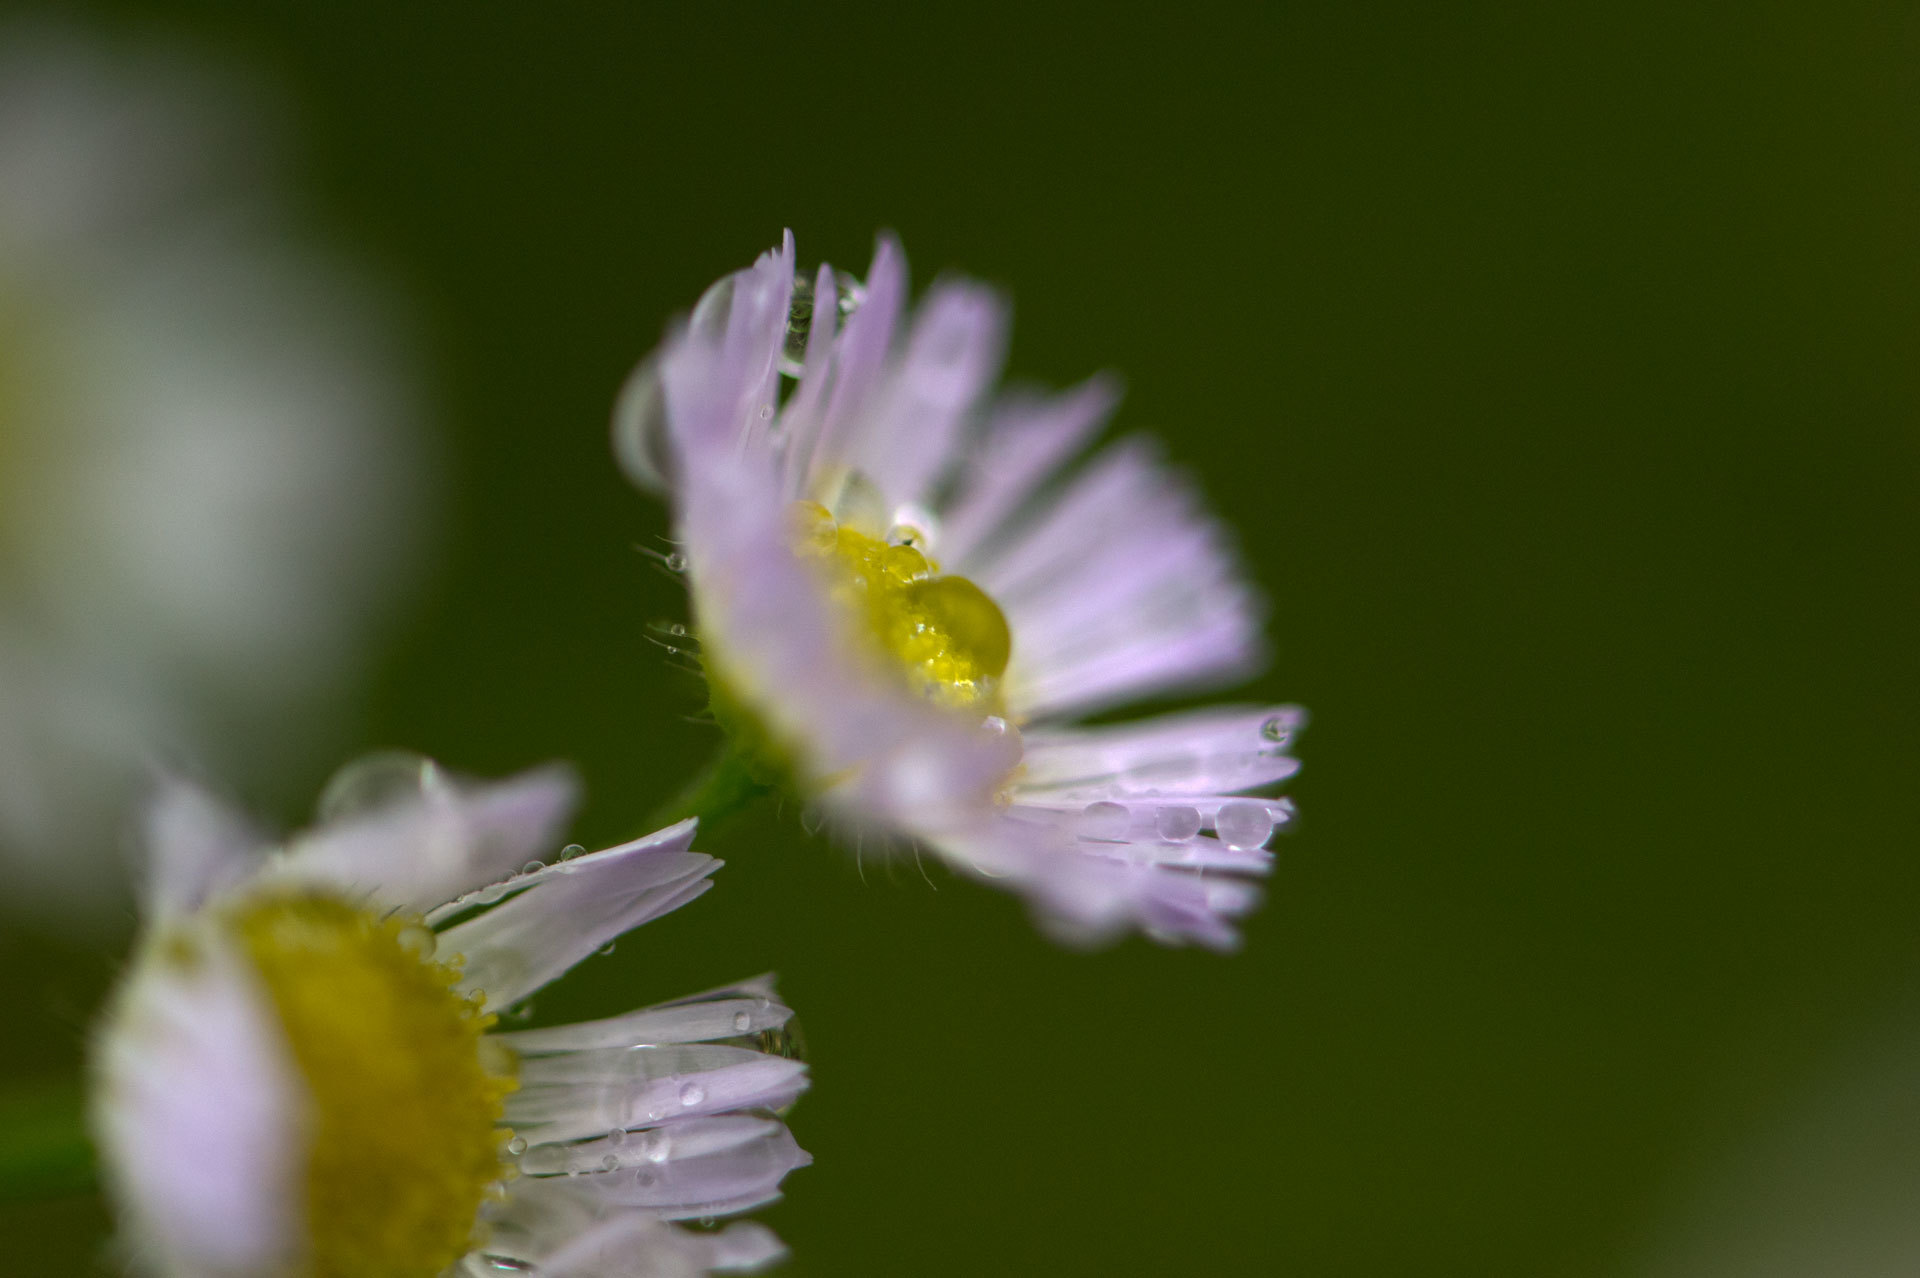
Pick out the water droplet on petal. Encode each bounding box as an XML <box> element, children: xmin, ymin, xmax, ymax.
<box><xmin>505</xmin><ymin>1136</ymin><xmax>528</xmax><ymax>1156</ymax></box>
<box><xmin>596</xmin><ymin>940</ymin><xmax>616</xmax><ymax>957</ymax></box>
<box><xmin>394</xmin><ymin>923</ymin><xmax>436</xmax><ymax>960</ymax></box>
<box><xmin>780</xmin><ymin>273</ymin><xmax>815</xmax><ymax>375</ymax></box>
<box><xmin>884</xmin><ymin>521</ymin><xmax>929</xmax><ymax>550</ymax></box>
<box><xmin>732</xmin><ymin>1011</ymin><xmax>752</xmax><ymax>1032</ymax></box>
<box><xmin>644</xmin><ymin>1129</ymin><xmax>673</xmax><ymax>1163</ymax></box>
<box><xmin>982</xmin><ymin>715</ymin><xmax>1010</xmax><ymax>736</ymax></box>
<box><xmin>678</xmin><ymin>1082</ymin><xmax>706</xmax><ymax>1107</ymax></box>
<box><xmin>663</xmin><ymin>551</ymin><xmax>689</xmax><ymax>573</ymax></box>
<box><xmin>634</xmin><ymin>1168</ymin><xmax>656</xmax><ymax>1188</ymax></box>
<box><xmin>836</xmin><ymin>275</ymin><xmax>865</xmax><ymax>317</ymax></box>
<box><xmin>1081</xmin><ymin>801</ymin><xmax>1130</xmax><ymax>841</ymax></box>
<box><xmin>599</xmin><ymin>1154</ymin><xmax>620</xmax><ymax>1173</ymax></box>
<box><xmin>521</xmin><ymin>860</ymin><xmax>544</xmax><ymax>876</ymax></box>
<box><xmin>1260</xmin><ymin>715</ymin><xmax>1293</xmax><ymax>746</ymax></box>
<box><xmin>1155</xmin><ymin>805</ymin><xmax>1202</xmax><ymax>842</ymax></box>
<box><xmin>315</xmin><ymin>750</ymin><xmax>446</xmax><ymax>824</ymax></box>
<box><xmin>606</xmin><ymin>1127</ymin><xmax>627</xmax><ymax>1146</ymax></box>
<box><xmin>1215</xmin><ymin>801</ymin><xmax>1276</xmax><ymax>850</ymax></box>
<box><xmin>881</xmin><ymin>543</ymin><xmax>930</xmax><ymax>582</ymax></box>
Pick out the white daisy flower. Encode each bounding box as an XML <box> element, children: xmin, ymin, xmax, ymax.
<box><xmin>0</xmin><ymin>22</ymin><xmax>429</xmax><ymax>923</ymax></box>
<box><xmin>616</xmin><ymin>233</ymin><xmax>1304</xmax><ymax>949</ymax></box>
<box><xmin>91</xmin><ymin>760</ymin><xmax>808</xmax><ymax>1278</ymax></box>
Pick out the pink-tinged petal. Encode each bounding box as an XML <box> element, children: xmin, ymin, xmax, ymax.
<box><xmin>805</xmin><ymin>233</ymin><xmax>907</xmax><ymax>482</ymax></box>
<box><xmin>844</xmin><ymin>279</ymin><xmax>1008</xmax><ymax>510</ymax></box>
<box><xmin>1018</xmin><ymin>706</ymin><xmax>1305</xmax><ymax>798</ymax></box>
<box><xmin>940</xmin><ymin>373</ymin><xmax>1122</xmax><ymax>569</ymax></box>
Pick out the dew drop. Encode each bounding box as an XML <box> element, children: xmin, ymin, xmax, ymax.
<box><xmin>1260</xmin><ymin>716</ymin><xmax>1293</xmax><ymax>746</ymax></box>
<box><xmin>667</xmin><ymin>623</ymin><xmax>688</xmax><ymax>638</ymax></box>
<box><xmin>315</xmin><ymin>750</ymin><xmax>446</xmax><ymax>824</ymax></box>
<box><xmin>882</xmin><ymin>543</ymin><xmax>931</xmax><ymax>582</ymax></box>
<box><xmin>394</xmin><ymin>923</ymin><xmax>436</xmax><ymax>960</ymax></box>
<box><xmin>468</xmin><ymin>988</ymin><xmax>488</xmax><ymax>1005</ymax></box>
<box><xmin>732</xmin><ymin>1011</ymin><xmax>752</xmax><ymax>1032</ymax></box>
<box><xmin>780</xmin><ymin>273</ymin><xmax>814</xmax><ymax>375</ymax></box>
<box><xmin>606</xmin><ymin>1127</ymin><xmax>627</xmax><ymax>1146</ymax></box>
<box><xmin>836</xmin><ymin>275</ymin><xmax>865</xmax><ymax>317</ymax></box>
<box><xmin>982</xmin><ymin>715</ymin><xmax>1010</xmax><ymax>736</ymax></box>
<box><xmin>597</xmin><ymin>940</ymin><xmax>617</xmax><ymax>957</ymax></box>
<box><xmin>634</xmin><ymin>1168</ymin><xmax>657</xmax><ymax>1188</ymax></box>
<box><xmin>884</xmin><ymin>522</ymin><xmax>929</xmax><ymax>550</ymax></box>
<box><xmin>644</xmin><ymin>1129</ymin><xmax>673</xmax><ymax>1163</ymax></box>
<box><xmin>1215</xmin><ymin>801</ymin><xmax>1276</xmax><ymax>851</ymax></box>
<box><xmin>505</xmin><ymin>1136</ymin><xmax>528</xmax><ymax>1157</ymax></box>
<box><xmin>1155</xmin><ymin>805</ymin><xmax>1202</xmax><ymax>842</ymax></box>
<box><xmin>664</xmin><ymin>551</ymin><xmax>689</xmax><ymax>573</ymax></box>
<box><xmin>679</xmin><ymin>1082</ymin><xmax>706</xmax><ymax>1107</ymax></box>
<box><xmin>599</xmin><ymin>1154</ymin><xmax>620</xmax><ymax>1173</ymax></box>
<box><xmin>521</xmin><ymin>860</ymin><xmax>544</xmax><ymax>875</ymax></box>
<box><xmin>559</xmin><ymin>843</ymin><xmax>586</xmax><ymax>861</ymax></box>
<box><xmin>1081</xmin><ymin>800</ymin><xmax>1130</xmax><ymax>841</ymax></box>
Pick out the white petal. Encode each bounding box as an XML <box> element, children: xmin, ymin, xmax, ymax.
<box><xmin>539</xmin><ymin>1115</ymin><xmax>811</xmax><ymax>1219</ymax></box>
<box><xmin>263</xmin><ymin>763</ymin><xmax>578</xmax><ymax>913</ymax></box>
<box><xmin>140</xmin><ymin>772</ymin><xmax>264</xmax><ymax>917</ymax></box>
<box><xmin>507</xmin><ymin>1046</ymin><xmax>808</xmax><ymax>1143</ymax></box>
<box><xmin>496</xmin><ymin>975</ymin><xmax>792</xmax><ymax>1054</ymax></box>
<box><xmin>440</xmin><ymin>820</ymin><xmax>712</xmax><ymax>1010</ymax></box>
<box><xmin>92</xmin><ymin>928</ymin><xmax>306</xmax><ymax>1275</ymax></box>
<box><xmin>483</xmin><ymin>1186</ymin><xmax>787</xmax><ymax>1277</ymax></box>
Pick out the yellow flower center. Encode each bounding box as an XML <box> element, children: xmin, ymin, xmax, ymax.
<box><xmin>229</xmin><ymin>894</ymin><xmax>517</xmax><ymax>1278</ymax></box>
<box><xmin>790</xmin><ymin>500</ymin><xmax>1011</xmax><ymax>711</ymax></box>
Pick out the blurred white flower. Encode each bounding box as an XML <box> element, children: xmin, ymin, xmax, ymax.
<box><xmin>1630</xmin><ymin>1002</ymin><xmax>1920</xmax><ymax>1278</ymax></box>
<box><xmin>0</xmin><ymin>22</ymin><xmax>429</xmax><ymax>924</ymax></box>
<box><xmin>93</xmin><ymin>759</ymin><xmax>807</xmax><ymax>1278</ymax></box>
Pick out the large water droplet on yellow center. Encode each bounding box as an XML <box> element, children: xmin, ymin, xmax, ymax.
<box><xmin>790</xmin><ymin>500</ymin><xmax>1011</xmax><ymax>711</ymax></box>
<box><xmin>229</xmin><ymin>894</ymin><xmax>517</xmax><ymax>1278</ymax></box>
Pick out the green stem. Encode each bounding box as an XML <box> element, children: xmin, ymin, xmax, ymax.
<box><xmin>645</xmin><ymin>740</ymin><xmax>772</xmax><ymax>834</ymax></box>
<box><xmin>0</xmin><ymin>1076</ymin><xmax>96</xmax><ymax>1203</ymax></box>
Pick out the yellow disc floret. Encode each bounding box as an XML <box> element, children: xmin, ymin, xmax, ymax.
<box><xmin>228</xmin><ymin>893</ymin><xmax>516</xmax><ymax>1278</ymax></box>
<box><xmin>790</xmin><ymin>500</ymin><xmax>1011</xmax><ymax>711</ymax></box>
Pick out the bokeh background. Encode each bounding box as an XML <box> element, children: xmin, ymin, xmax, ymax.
<box><xmin>4</xmin><ymin>3</ymin><xmax>1918</xmax><ymax>1274</ymax></box>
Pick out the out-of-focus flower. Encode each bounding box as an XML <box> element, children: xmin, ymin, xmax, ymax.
<box><xmin>617</xmin><ymin>233</ymin><xmax>1303</xmax><ymax>949</ymax></box>
<box><xmin>0</xmin><ymin>22</ymin><xmax>429</xmax><ymax>923</ymax></box>
<box><xmin>1631</xmin><ymin>1002</ymin><xmax>1920</xmax><ymax>1278</ymax></box>
<box><xmin>91</xmin><ymin>758</ymin><xmax>809</xmax><ymax>1278</ymax></box>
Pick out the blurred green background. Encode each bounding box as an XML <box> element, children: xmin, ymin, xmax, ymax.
<box><xmin>5</xmin><ymin>2</ymin><xmax>1918</xmax><ymax>1273</ymax></box>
